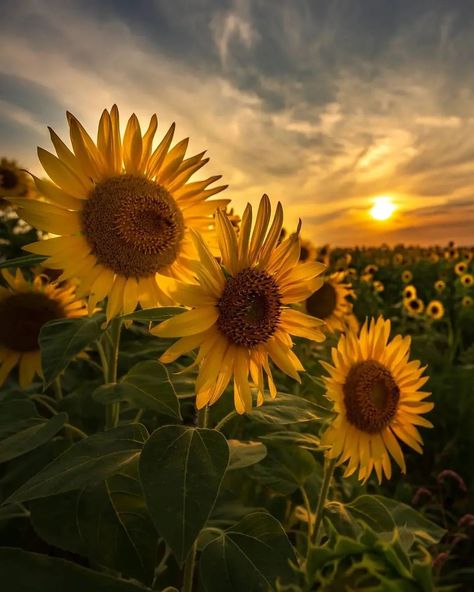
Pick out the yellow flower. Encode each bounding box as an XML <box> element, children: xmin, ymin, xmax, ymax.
<box><xmin>426</xmin><ymin>300</ymin><xmax>444</xmax><ymax>320</ymax></box>
<box><xmin>0</xmin><ymin>158</ymin><xmax>36</xmax><ymax>205</ymax></box>
<box><xmin>364</xmin><ymin>264</ymin><xmax>378</xmax><ymax>275</ymax></box>
<box><xmin>153</xmin><ymin>196</ymin><xmax>326</xmax><ymax>413</ymax></box>
<box><xmin>444</xmin><ymin>248</ymin><xmax>458</xmax><ymax>261</ymax></box>
<box><xmin>393</xmin><ymin>253</ymin><xmax>404</xmax><ymax>265</ymax></box>
<box><xmin>434</xmin><ymin>280</ymin><xmax>446</xmax><ymax>293</ymax></box>
<box><xmin>401</xmin><ymin>270</ymin><xmax>413</xmax><ymax>283</ymax></box>
<box><xmin>299</xmin><ymin>238</ymin><xmax>317</xmax><ymax>263</ymax></box>
<box><xmin>304</xmin><ymin>272</ymin><xmax>356</xmax><ymax>333</ymax></box>
<box><xmin>455</xmin><ymin>262</ymin><xmax>467</xmax><ymax>276</ymax></box>
<box><xmin>373</xmin><ymin>280</ymin><xmax>384</xmax><ymax>293</ymax></box>
<box><xmin>316</xmin><ymin>244</ymin><xmax>330</xmax><ymax>266</ymax></box>
<box><xmin>462</xmin><ymin>295</ymin><xmax>473</xmax><ymax>308</ymax></box>
<box><xmin>461</xmin><ymin>273</ymin><xmax>473</xmax><ymax>287</ymax></box>
<box><xmin>404</xmin><ymin>297</ymin><xmax>424</xmax><ymax>316</ymax></box>
<box><xmin>321</xmin><ymin>317</ymin><xmax>433</xmax><ymax>482</ymax></box>
<box><xmin>13</xmin><ymin>107</ymin><xmax>228</xmax><ymax>321</ymax></box>
<box><xmin>403</xmin><ymin>285</ymin><xmax>417</xmax><ymax>300</ymax></box>
<box><xmin>0</xmin><ymin>269</ymin><xmax>87</xmax><ymax>387</ymax></box>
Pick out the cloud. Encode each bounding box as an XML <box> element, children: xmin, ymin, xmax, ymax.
<box><xmin>0</xmin><ymin>0</ymin><xmax>473</xmax><ymax>246</ymax></box>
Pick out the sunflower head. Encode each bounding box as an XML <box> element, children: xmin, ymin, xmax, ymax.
<box><xmin>393</xmin><ymin>253</ymin><xmax>404</xmax><ymax>265</ymax></box>
<box><xmin>455</xmin><ymin>262</ymin><xmax>467</xmax><ymax>276</ymax></box>
<box><xmin>364</xmin><ymin>264</ymin><xmax>378</xmax><ymax>275</ymax></box>
<box><xmin>304</xmin><ymin>272</ymin><xmax>356</xmax><ymax>334</ymax></box>
<box><xmin>373</xmin><ymin>280</ymin><xmax>384</xmax><ymax>293</ymax></box>
<box><xmin>434</xmin><ymin>279</ymin><xmax>446</xmax><ymax>293</ymax></box>
<box><xmin>401</xmin><ymin>270</ymin><xmax>413</xmax><ymax>283</ymax></box>
<box><xmin>462</xmin><ymin>295</ymin><xmax>473</xmax><ymax>308</ymax></box>
<box><xmin>403</xmin><ymin>285</ymin><xmax>417</xmax><ymax>300</ymax></box>
<box><xmin>405</xmin><ymin>297</ymin><xmax>424</xmax><ymax>316</ymax></box>
<box><xmin>298</xmin><ymin>238</ymin><xmax>317</xmax><ymax>263</ymax></box>
<box><xmin>13</xmin><ymin>107</ymin><xmax>228</xmax><ymax>321</ymax></box>
<box><xmin>426</xmin><ymin>300</ymin><xmax>444</xmax><ymax>320</ymax></box>
<box><xmin>0</xmin><ymin>158</ymin><xmax>36</xmax><ymax>205</ymax></box>
<box><xmin>461</xmin><ymin>273</ymin><xmax>473</xmax><ymax>287</ymax></box>
<box><xmin>0</xmin><ymin>268</ymin><xmax>87</xmax><ymax>387</ymax></box>
<box><xmin>153</xmin><ymin>195</ymin><xmax>326</xmax><ymax>414</ymax></box>
<box><xmin>321</xmin><ymin>317</ymin><xmax>433</xmax><ymax>483</ymax></box>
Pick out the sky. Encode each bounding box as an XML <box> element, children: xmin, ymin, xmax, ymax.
<box><xmin>1</xmin><ymin>0</ymin><xmax>473</xmax><ymax>246</ymax></box>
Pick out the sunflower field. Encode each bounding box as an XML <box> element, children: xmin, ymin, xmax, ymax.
<box><xmin>0</xmin><ymin>109</ymin><xmax>473</xmax><ymax>592</ymax></box>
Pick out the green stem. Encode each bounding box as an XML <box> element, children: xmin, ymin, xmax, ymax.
<box><xmin>105</xmin><ymin>318</ymin><xmax>122</xmax><ymax>430</ymax></box>
<box><xmin>300</xmin><ymin>486</ymin><xmax>314</xmax><ymax>553</ymax></box>
<box><xmin>96</xmin><ymin>340</ymin><xmax>109</xmax><ymax>382</ymax></box>
<box><xmin>182</xmin><ymin>406</ymin><xmax>209</xmax><ymax>592</ymax></box>
<box><xmin>53</xmin><ymin>376</ymin><xmax>63</xmax><ymax>401</ymax></box>
<box><xmin>64</xmin><ymin>423</ymin><xmax>88</xmax><ymax>439</ymax></box>
<box><xmin>312</xmin><ymin>458</ymin><xmax>337</xmax><ymax>547</ymax></box>
<box><xmin>214</xmin><ymin>410</ymin><xmax>236</xmax><ymax>432</ymax></box>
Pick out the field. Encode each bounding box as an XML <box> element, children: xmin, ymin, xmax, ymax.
<box><xmin>0</xmin><ymin>150</ymin><xmax>473</xmax><ymax>592</ymax></box>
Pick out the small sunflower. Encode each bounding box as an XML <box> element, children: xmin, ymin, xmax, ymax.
<box><xmin>299</xmin><ymin>238</ymin><xmax>317</xmax><ymax>263</ymax></box>
<box><xmin>304</xmin><ymin>272</ymin><xmax>355</xmax><ymax>333</ymax></box>
<box><xmin>364</xmin><ymin>264</ymin><xmax>378</xmax><ymax>275</ymax></box>
<box><xmin>426</xmin><ymin>300</ymin><xmax>444</xmax><ymax>320</ymax></box>
<box><xmin>316</xmin><ymin>244</ymin><xmax>330</xmax><ymax>266</ymax></box>
<box><xmin>434</xmin><ymin>280</ymin><xmax>446</xmax><ymax>293</ymax></box>
<box><xmin>444</xmin><ymin>248</ymin><xmax>458</xmax><ymax>261</ymax></box>
<box><xmin>462</xmin><ymin>295</ymin><xmax>473</xmax><ymax>308</ymax></box>
<box><xmin>393</xmin><ymin>253</ymin><xmax>404</xmax><ymax>265</ymax></box>
<box><xmin>401</xmin><ymin>270</ymin><xmax>413</xmax><ymax>283</ymax></box>
<box><xmin>153</xmin><ymin>196</ymin><xmax>326</xmax><ymax>413</ymax></box>
<box><xmin>0</xmin><ymin>269</ymin><xmax>87</xmax><ymax>387</ymax></box>
<box><xmin>0</xmin><ymin>158</ymin><xmax>35</xmax><ymax>206</ymax></box>
<box><xmin>321</xmin><ymin>317</ymin><xmax>433</xmax><ymax>482</ymax></box>
<box><xmin>373</xmin><ymin>280</ymin><xmax>384</xmax><ymax>293</ymax></box>
<box><xmin>455</xmin><ymin>262</ymin><xmax>467</xmax><ymax>276</ymax></box>
<box><xmin>429</xmin><ymin>252</ymin><xmax>440</xmax><ymax>263</ymax></box>
<box><xmin>403</xmin><ymin>285</ymin><xmax>417</xmax><ymax>300</ymax></box>
<box><xmin>13</xmin><ymin>107</ymin><xmax>228</xmax><ymax>321</ymax></box>
<box><xmin>461</xmin><ymin>273</ymin><xmax>473</xmax><ymax>287</ymax></box>
<box><xmin>405</xmin><ymin>297</ymin><xmax>424</xmax><ymax>316</ymax></box>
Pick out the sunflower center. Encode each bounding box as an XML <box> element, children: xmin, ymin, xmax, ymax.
<box><xmin>409</xmin><ymin>299</ymin><xmax>420</xmax><ymax>311</ymax></box>
<box><xmin>305</xmin><ymin>281</ymin><xmax>336</xmax><ymax>319</ymax></box>
<box><xmin>217</xmin><ymin>268</ymin><xmax>281</xmax><ymax>347</ymax></box>
<box><xmin>82</xmin><ymin>175</ymin><xmax>185</xmax><ymax>277</ymax></box>
<box><xmin>343</xmin><ymin>360</ymin><xmax>400</xmax><ymax>433</ymax></box>
<box><xmin>300</xmin><ymin>246</ymin><xmax>309</xmax><ymax>261</ymax></box>
<box><xmin>0</xmin><ymin>168</ymin><xmax>18</xmax><ymax>190</ymax></box>
<box><xmin>0</xmin><ymin>292</ymin><xmax>64</xmax><ymax>352</ymax></box>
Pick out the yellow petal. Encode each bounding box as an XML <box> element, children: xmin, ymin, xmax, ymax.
<box><xmin>153</xmin><ymin>306</ymin><xmax>218</xmax><ymax>338</ymax></box>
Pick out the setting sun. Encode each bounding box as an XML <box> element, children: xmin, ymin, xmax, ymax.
<box><xmin>370</xmin><ymin>196</ymin><xmax>396</xmax><ymax>221</ymax></box>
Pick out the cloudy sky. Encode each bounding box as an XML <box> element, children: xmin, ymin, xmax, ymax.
<box><xmin>1</xmin><ymin>0</ymin><xmax>473</xmax><ymax>245</ymax></box>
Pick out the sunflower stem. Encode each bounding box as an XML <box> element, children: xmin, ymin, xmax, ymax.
<box><xmin>300</xmin><ymin>486</ymin><xmax>314</xmax><ymax>553</ymax></box>
<box><xmin>53</xmin><ymin>376</ymin><xmax>63</xmax><ymax>401</ymax></box>
<box><xmin>182</xmin><ymin>406</ymin><xmax>209</xmax><ymax>592</ymax></box>
<box><xmin>312</xmin><ymin>457</ymin><xmax>337</xmax><ymax>547</ymax></box>
<box><xmin>105</xmin><ymin>318</ymin><xmax>122</xmax><ymax>430</ymax></box>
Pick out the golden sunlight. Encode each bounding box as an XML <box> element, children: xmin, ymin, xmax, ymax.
<box><xmin>370</xmin><ymin>196</ymin><xmax>396</xmax><ymax>221</ymax></box>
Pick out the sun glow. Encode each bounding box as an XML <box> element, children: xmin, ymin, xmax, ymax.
<box><xmin>370</xmin><ymin>196</ymin><xmax>396</xmax><ymax>221</ymax></box>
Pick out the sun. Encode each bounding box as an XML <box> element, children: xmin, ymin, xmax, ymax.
<box><xmin>370</xmin><ymin>196</ymin><xmax>396</xmax><ymax>221</ymax></box>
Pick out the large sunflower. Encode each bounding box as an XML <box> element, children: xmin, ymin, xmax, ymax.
<box><xmin>303</xmin><ymin>272</ymin><xmax>355</xmax><ymax>333</ymax></box>
<box><xmin>152</xmin><ymin>195</ymin><xmax>326</xmax><ymax>413</ymax></box>
<box><xmin>321</xmin><ymin>317</ymin><xmax>433</xmax><ymax>483</ymax></box>
<box><xmin>13</xmin><ymin>107</ymin><xmax>228</xmax><ymax>320</ymax></box>
<box><xmin>0</xmin><ymin>269</ymin><xmax>87</xmax><ymax>387</ymax></box>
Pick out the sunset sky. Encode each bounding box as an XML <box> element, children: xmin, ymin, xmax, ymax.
<box><xmin>1</xmin><ymin>0</ymin><xmax>473</xmax><ymax>246</ymax></box>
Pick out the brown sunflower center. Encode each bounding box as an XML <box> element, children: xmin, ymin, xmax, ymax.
<box><xmin>217</xmin><ymin>268</ymin><xmax>281</xmax><ymax>347</ymax></box>
<box><xmin>0</xmin><ymin>167</ymin><xmax>18</xmax><ymax>190</ymax></box>
<box><xmin>0</xmin><ymin>292</ymin><xmax>64</xmax><ymax>352</ymax></box>
<box><xmin>343</xmin><ymin>360</ymin><xmax>400</xmax><ymax>433</ymax></box>
<box><xmin>81</xmin><ymin>175</ymin><xmax>185</xmax><ymax>277</ymax></box>
<box><xmin>305</xmin><ymin>281</ymin><xmax>336</xmax><ymax>319</ymax></box>
<box><xmin>408</xmin><ymin>299</ymin><xmax>421</xmax><ymax>311</ymax></box>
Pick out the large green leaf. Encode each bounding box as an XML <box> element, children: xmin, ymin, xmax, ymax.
<box><xmin>249</xmin><ymin>393</ymin><xmax>324</xmax><ymax>424</ymax></box>
<box><xmin>120</xmin><ymin>306</ymin><xmax>184</xmax><ymax>322</ymax></box>
<box><xmin>199</xmin><ymin>512</ymin><xmax>296</xmax><ymax>592</ymax></box>
<box><xmin>0</xmin><ymin>412</ymin><xmax>67</xmax><ymax>464</ymax></box>
<box><xmin>93</xmin><ymin>360</ymin><xmax>181</xmax><ymax>420</ymax></box>
<box><xmin>0</xmin><ymin>396</ymin><xmax>38</xmax><ymax>439</ymax></box>
<box><xmin>227</xmin><ymin>440</ymin><xmax>267</xmax><ymax>470</ymax></box>
<box><xmin>30</xmin><ymin>469</ymin><xmax>158</xmax><ymax>584</ymax></box>
<box><xmin>0</xmin><ymin>548</ymin><xmax>151</xmax><ymax>591</ymax></box>
<box><xmin>6</xmin><ymin>424</ymin><xmax>148</xmax><ymax>503</ymax></box>
<box><xmin>139</xmin><ymin>425</ymin><xmax>229</xmax><ymax>563</ymax></box>
<box><xmin>250</xmin><ymin>444</ymin><xmax>316</xmax><ymax>494</ymax></box>
<box><xmin>39</xmin><ymin>314</ymin><xmax>105</xmax><ymax>386</ymax></box>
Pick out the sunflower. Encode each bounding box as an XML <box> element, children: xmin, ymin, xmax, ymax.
<box><xmin>0</xmin><ymin>269</ymin><xmax>87</xmax><ymax>387</ymax></box>
<box><xmin>364</xmin><ymin>264</ymin><xmax>378</xmax><ymax>275</ymax></box>
<box><xmin>426</xmin><ymin>300</ymin><xmax>444</xmax><ymax>320</ymax></box>
<box><xmin>152</xmin><ymin>196</ymin><xmax>326</xmax><ymax>413</ymax></box>
<box><xmin>401</xmin><ymin>270</ymin><xmax>413</xmax><ymax>283</ymax></box>
<box><xmin>13</xmin><ymin>107</ymin><xmax>228</xmax><ymax>320</ymax></box>
<box><xmin>434</xmin><ymin>280</ymin><xmax>446</xmax><ymax>293</ymax></box>
<box><xmin>461</xmin><ymin>273</ymin><xmax>473</xmax><ymax>287</ymax></box>
<box><xmin>455</xmin><ymin>262</ymin><xmax>467</xmax><ymax>276</ymax></box>
<box><xmin>316</xmin><ymin>244</ymin><xmax>330</xmax><ymax>266</ymax></box>
<box><xmin>393</xmin><ymin>253</ymin><xmax>403</xmax><ymax>265</ymax></box>
<box><xmin>403</xmin><ymin>285</ymin><xmax>417</xmax><ymax>300</ymax></box>
<box><xmin>373</xmin><ymin>280</ymin><xmax>384</xmax><ymax>293</ymax></box>
<box><xmin>299</xmin><ymin>238</ymin><xmax>317</xmax><ymax>263</ymax></box>
<box><xmin>304</xmin><ymin>272</ymin><xmax>356</xmax><ymax>333</ymax></box>
<box><xmin>462</xmin><ymin>295</ymin><xmax>473</xmax><ymax>308</ymax></box>
<box><xmin>321</xmin><ymin>317</ymin><xmax>433</xmax><ymax>482</ymax></box>
<box><xmin>0</xmin><ymin>158</ymin><xmax>35</xmax><ymax>206</ymax></box>
<box><xmin>444</xmin><ymin>248</ymin><xmax>458</xmax><ymax>261</ymax></box>
<box><xmin>405</xmin><ymin>297</ymin><xmax>424</xmax><ymax>316</ymax></box>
